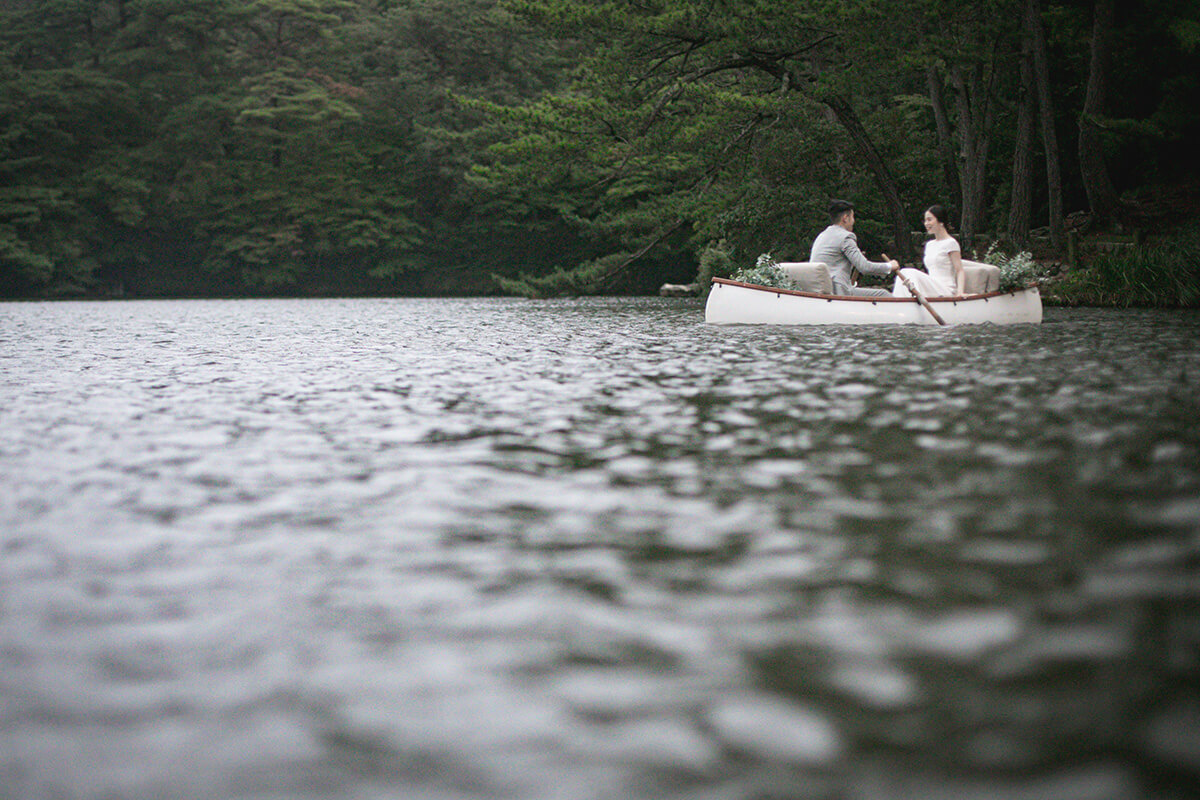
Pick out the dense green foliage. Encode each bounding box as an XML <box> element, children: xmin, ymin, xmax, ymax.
<box><xmin>1</xmin><ymin>0</ymin><xmax>1198</xmax><ymax>300</ymax></box>
<box><xmin>0</xmin><ymin>0</ymin><xmax>584</xmax><ymax>296</ymax></box>
<box><xmin>1048</xmin><ymin>224</ymin><xmax>1200</xmax><ymax>306</ymax></box>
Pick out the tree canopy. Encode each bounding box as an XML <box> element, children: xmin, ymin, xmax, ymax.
<box><xmin>1</xmin><ymin>0</ymin><xmax>1197</xmax><ymax>298</ymax></box>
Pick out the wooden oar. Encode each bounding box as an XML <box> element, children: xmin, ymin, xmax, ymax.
<box><xmin>893</xmin><ymin>268</ymin><xmax>947</xmax><ymax>325</ymax></box>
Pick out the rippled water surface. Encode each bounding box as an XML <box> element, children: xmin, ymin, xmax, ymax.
<box><xmin>2</xmin><ymin>297</ymin><xmax>1199</xmax><ymax>800</ymax></box>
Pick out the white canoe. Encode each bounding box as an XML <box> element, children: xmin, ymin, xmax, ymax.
<box><xmin>705</xmin><ymin>278</ymin><xmax>1042</xmax><ymax>325</ymax></box>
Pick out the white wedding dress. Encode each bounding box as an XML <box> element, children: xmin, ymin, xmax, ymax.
<box><xmin>893</xmin><ymin>237</ymin><xmax>960</xmax><ymax>297</ymax></box>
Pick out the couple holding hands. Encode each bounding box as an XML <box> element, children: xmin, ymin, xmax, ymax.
<box><xmin>810</xmin><ymin>199</ymin><xmax>967</xmax><ymax>299</ymax></box>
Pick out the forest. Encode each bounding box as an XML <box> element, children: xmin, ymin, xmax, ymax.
<box><xmin>1</xmin><ymin>0</ymin><xmax>1198</xmax><ymax>301</ymax></box>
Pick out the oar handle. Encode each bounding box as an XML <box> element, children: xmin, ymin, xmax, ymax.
<box><xmin>896</xmin><ymin>269</ymin><xmax>948</xmax><ymax>326</ymax></box>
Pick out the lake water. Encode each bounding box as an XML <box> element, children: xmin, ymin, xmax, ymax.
<box><xmin>1</xmin><ymin>297</ymin><xmax>1198</xmax><ymax>800</ymax></box>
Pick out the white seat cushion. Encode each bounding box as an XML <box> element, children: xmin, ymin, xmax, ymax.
<box><xmin>778</xmin><ymin>262</ymin><xmax>834</xmax><ymax>295</ymax></box>
<box><xmin>961</xmin><ymin>260</ymin><xmax>1000</xmax><ymax>294</ymax></box>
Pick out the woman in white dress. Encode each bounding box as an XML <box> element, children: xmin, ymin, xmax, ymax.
<box><xmin>893</xmin><ymin>204</ymin><xmax>966</xmax><ymax>298</ymax></box>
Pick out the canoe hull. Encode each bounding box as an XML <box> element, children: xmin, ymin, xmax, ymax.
<box><xmin>704</xmin><ymin>278</ymin><xmax>1042</xmax><ymax>325</ymax></box>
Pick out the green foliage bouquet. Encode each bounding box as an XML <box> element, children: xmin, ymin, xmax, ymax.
<box><xmin>731</xmin><ymin>253</ymin><xmax>790</xmax><ymax>289</ymax></box>
<box><xmin>982</xmin><ymin>244</ymin><xmax>1048</xmax><ymax>291</ymax></box>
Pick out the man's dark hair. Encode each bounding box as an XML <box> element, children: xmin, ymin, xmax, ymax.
<box><xmin>828</xmin><ymin>199</ymin><xmax>855</xmax><ymax>223</ymax></box>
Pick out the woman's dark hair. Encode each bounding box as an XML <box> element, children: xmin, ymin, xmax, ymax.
<box><xmin>926</xmin><ymin>204</ymin><xmax>952</xmax><ymax>228</ymax></box>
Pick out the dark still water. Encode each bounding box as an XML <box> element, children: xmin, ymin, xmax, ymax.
<box><xmin>2</xmin><ymin>297</ymin><xmax>1198</xmax><ymax>800</ymax></box>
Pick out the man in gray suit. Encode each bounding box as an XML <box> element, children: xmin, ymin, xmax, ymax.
<box><xmin>809</xmin><ymin>200</ymin><xmax>900</xmax><ymax>296</ymax></box>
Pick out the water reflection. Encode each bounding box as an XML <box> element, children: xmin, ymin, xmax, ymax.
<box><xmin>0</xmin><ymin>298</ymin><xmax>1198</xmax><ymax>799</ymax></box>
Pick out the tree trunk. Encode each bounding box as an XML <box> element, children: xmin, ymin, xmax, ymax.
<box><xmin>926</xmin><ymin>65</ymin><xmax>961</xmax><ymax>204</ymax></box>
<box><xmin>822</xmin><ymin>93</ymin><xmax>915</xmax><ymax>261</ymax></box>
<box><xmin>85</xmin><ymin>13</ymin><xmax>100</xmax><ymax>67</ymax></box>
<box><xmin>1078</xmin><ymin>0</ymin><xmax>1120</xmax><ymax>227</ymax></box>
<box><xmin>1025</xmin><ymin>0</ymin><xmax>1064</xmax><ymax>249</ymax></box>
<box><xmin>270</xmin><ymin>95</ymin><xmax>283</xmax><ymax>169</ymax></box>
<box><xmin>949</xmin><ymin>59</ymin><xmax>995</xmax><ymax>250</ymax></box>
<box><xmin>1008</xmin><ymin>43</ymin><xmax>1036</xmax><ymax>247</ymax></box>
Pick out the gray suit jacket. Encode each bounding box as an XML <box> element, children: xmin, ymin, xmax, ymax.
<box><xmin>809</xmin><ymin>225</ymin><xmax>893</xmax><ymax>296</ymax></box>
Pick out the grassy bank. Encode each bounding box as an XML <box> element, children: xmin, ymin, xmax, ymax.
<box><xmin>1042</xmin><ymin>224</ymin><xmax>1200</xmax><ymax>307</ymax></box>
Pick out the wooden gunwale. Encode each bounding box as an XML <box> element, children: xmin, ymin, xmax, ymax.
<box><xmin>709</xmin><ymin>277</ymin><xmax>1034</xmax><ymax>303</ymax></box>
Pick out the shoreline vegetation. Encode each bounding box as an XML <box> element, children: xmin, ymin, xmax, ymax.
<box><xmin>2</xmin><ymin>1</ymin><xmax>1198</xmax><ymax>308</ymax></box>
<box><xmin>9</xmin><ymin>224</ymin><xmax>1200</xmax><ymax>309</ymax></box>
<box><xmin>12</xmin><ymin>189</ymin><xmax>1199</xmax><ymax>308</ymax></box>
<box><xmin>1036</xmin><ymin>227</ymin><xmax>1200</xmax><ymax>308</ymax></box>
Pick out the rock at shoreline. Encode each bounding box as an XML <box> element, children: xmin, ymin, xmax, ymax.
<box><xmin>659</xmin><ymin>283</ymin><xmax>699</xmax><ymax>297</ymax></box>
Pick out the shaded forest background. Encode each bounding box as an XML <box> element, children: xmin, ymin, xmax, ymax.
<box><xmin>1</xmin><ymin>0</ymin><xmax>1197</xmax><ymax>299</ymax></box>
